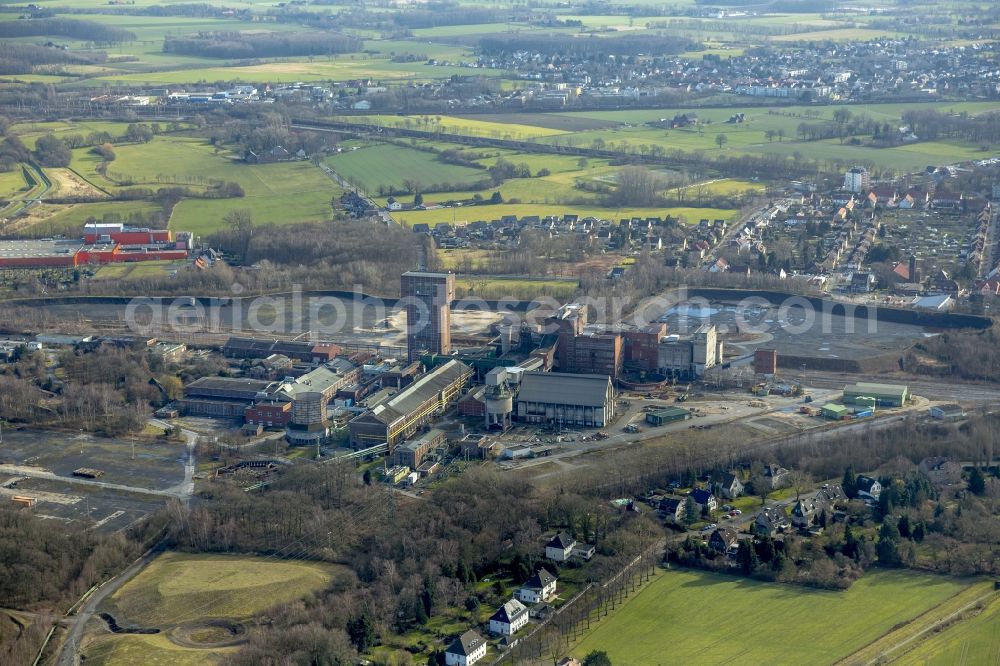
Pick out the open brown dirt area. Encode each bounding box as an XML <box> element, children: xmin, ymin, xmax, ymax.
<box><xmin>47</xmin><ymin>169</ymin><xmax>109</xmax><ymax>200</ymax></box>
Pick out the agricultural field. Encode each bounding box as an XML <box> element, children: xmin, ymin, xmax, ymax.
<box><xmin>454</xmin><ymin>276</ymin><xmax>579</xmax><ymax>300</ymax></box>
<box><xmin>571</xmin><ymin>569</ymin><xmax>978</xmax><ymax>665</ymax></box>
<box><xmin>84</xmin><ymin>552</ymin><xmax>342</xmax><ymax>666</ymax></box>
<box><xmin>893</xmin><ymin>592</ymin><xmax>1000</xmax><ymax>665</ymax></box>
<box><xmin>325</xmin><ymin>143</ymin><xmax>487</xmax><ymax>193</ymax></box>
<box><xmin>366</xmin><ymin>101</ymin><xmax>1000</xmax><ymax>173</ymax></box>
<box><xmin>392</xmin><ymin>202</ymin><xmax>736</xmax><ymax>228</ymax></box>
<box><xmin>341</xmin><ymin>114</ymin><xmax>570</xmax><ymax>139</ymax></box>
<box><xmin>0</xmin><ymin>167</ymin><xmax>28</xmax><ymax>200</ymax></box>
<box><xmin>56</xmin><ymin>136</ymin><xmax>337</xmax><ymax>236</ymax></box>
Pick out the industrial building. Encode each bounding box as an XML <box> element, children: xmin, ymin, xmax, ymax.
<box><xmin>656</xmin><ymin>324</ymin><xmax>723</xmax><ymax>379</ymax></box>
<box><xmin>393</xmin><ymin>428</ymin><xmax>445</xmax><ymax>469</ymax></box>
<box><xmin>282</xmin><ymin>365</ymin><xmax>358</xmax><ymax>445</ymax></box>
<box><xmin>348</xmin><ymin>359</ymin><xmax>472</xmax><ymax>450</ymax></box>
<box><xmin>645</xmin><ymin>406</ymin><xmax>691</xmax><ymax>426</ymax></box>
<box><xmin>843</xmin><ymin>382</ymin><xmax>909</xmax><ymax>407</ymax></box>
<box><xmin>515</xmin><ymin>372</ymin><xmax>616</xmax><ymax>427</ymax></box>
<box><xmin>222</xmin><ymin>336</ymin><xmax>342</xmax><ymax>363</ymax></box>
<box><xmin>0</xmin><ymin>223</ymin><xmax>190</xmax><ymax>269</ymax></box>
<box><xmin>401</xmin><ymin>271</ymin><xmax>455</xmax><ymax>362</ymax></box>
<box><xmin>821</xmin><ymin>403</ymin><xmax>849</xmax><ymax>420</ymax></box>
<box><xmin>179</xmin><ymin>377</ymin><xmax>277</xmax><ymax>418</ymax></box>
<box><xmin>547</xmin><ymin>304</ymin><xmax>622</xmax><ymax>377</ymax></box>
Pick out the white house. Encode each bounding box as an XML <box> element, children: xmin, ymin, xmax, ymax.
<box><xmin>386</xmin><ymin>196</ymin><xmax>402</xmax><ymax>211</ymax></box>
<box><xmin>445</xmin><ymin>630</ymin><xmax>487</xmax><ymax>666</ymax></box>
<box><xmin>516</xmin><ymin>569</ymin><xmax>557</xmax><ymax>604</ymax></box>
<box><xmin>856</xmin><ymin>475</ymin><xmax>882</xmax><ymax>501</ymax></box>
<box><xmin>545</xmin><ymin>532</ymin><xmax>576</xmax><ymax>562</ymax></box>
<box><xmin>489</xmin><ymin>598</ymin><xmax>529</xmax><ymax>636</ymax></box>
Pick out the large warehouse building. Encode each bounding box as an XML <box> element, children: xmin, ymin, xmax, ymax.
<box><xmin>348</xmin><ymin>359</ymin><xmax>472</xmax><ymax>450</ymax></box>
<box><xmin>843</xmin><ymin>382</ymin><xmax>909</xmax><ymax>407</ymax></box>
<box><xmin>515</xmin><ymin>372</ymin><xmax>616</xmax><ymax>427</ymax></box>
<box><xmin>0</xmin><ymin>223</ymin><xmax>190</xmax><ymax>269</ymax></box>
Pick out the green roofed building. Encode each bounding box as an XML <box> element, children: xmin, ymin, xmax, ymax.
<box><xmin>821</xmin><ymin>403</ymin><xmax>849</xmax><ymax>420</ymax></box>
<box><xmin>645</xmin><ymin>406</ymin><xmax>691</xmax><ymax>426</ymax></box>
<box><xmin>843</xmin><ymin>382</ymin><xmax>909</xmax><ymax>407</ymax></box>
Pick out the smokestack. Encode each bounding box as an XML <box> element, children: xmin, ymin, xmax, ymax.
<box><xmin>909</xmin><ymin>254</ymin><xmax>917</xmax><ymax>282</ymax></box>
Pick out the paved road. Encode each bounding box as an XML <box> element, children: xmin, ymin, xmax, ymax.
<box><xmin>55</xmin><ymin>541</ymin><xmax>167</xmax><ymax>666</ymax></box>
<box><xmin>150</xmin><ymin>419</ymin><xmax>198</xmax><ymax>502</ymax></box>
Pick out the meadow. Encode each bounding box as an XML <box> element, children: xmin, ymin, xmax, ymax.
<box><xmin>82</xmin><ymin>552</ymin><xmax>341</xmax><ymax>666</ymax></box>
<box><xmin>59</xmin><ymin>136</ymin><xmax>338</xmax><ymax>236</ymax></box>
<box><xmin>0</xmin><ymin>168</ymin><xmax>28</xmax><ymax>199</ymax></box>
<box><xmin>325</xmin><ymin>143</ymin><xmax>487</xmax><ymax>192</ymax></box>
<box><xmin>359</xmin><ymin>101</ymin><xmax>1000</xmax><ymax>172</ymax></box>
<box><xmin>893</xmin><ymin>591</ymin><xmax>1000</xmax><ymax>666</ymax></box>
<box><xmin>107</xmin><ymin>551</ymin><xmax>339</xmax><ymax>626</ymax></box>
<box><xmin>392</xmin><ymin>203</ymin><xmax>736</xmax><ymax>227</ymax></box>
<box><xmin>81</xmin><ymin>632</ymin><xmax>237</xmax><ymax>666</ymax></box>
<box><xmin>571</xmin><ymin>569</ymin><xmax>977</xmax><ymax>665</ymax></box>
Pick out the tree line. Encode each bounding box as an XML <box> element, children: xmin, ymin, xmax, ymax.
<box><xmin>0</xmin><ymin>42</ymin><xmax>109</xmax><ymax>76</ymax></box>
<box><xmin>163</xmin><ymin>31</ymin><xmax>360</xmax><ymax>59</ymax></box>
<box><xmin>0</xmin><ymin>18</ymin><xmax>135</xmax><ymax>45</ymax></box>
<box><xmin>478</xmin><ymin>33</ymin><xmax>695</xmax><ymax>59</ymax></box>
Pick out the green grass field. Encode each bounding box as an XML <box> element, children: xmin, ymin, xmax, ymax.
<box><xmin>0</xmin><ymin>167</ymin><xmax>28</xmax><ymax>199</ymax></box>
<box><xmin>340</xmin><ymin>114</ymin><xmax>569</xmax><ymax>139</ymax></box>
<box><xmin>571</xmin><ymin>569</ymin><xmax>975</xmax><ymax>665</ymax></box>
<box><xmin>325</xmin><ymin>143</ymin><xmax>486</xmax><ymax>192</ymax></box>
<box><xmin>17</xmin><ymin>201</ymin><xmax>164</xmax><ymax>238</ymax></box>
<box><xmin>82</xmin><ymin>632</ymin><xmax>237</xmax><ymax>666</ymax></box>
<box><xmin>110</xmin><ymin>552</ymin><xmax>339</xmax><ymax>626</ymax></box>
<box><xmin>455</xmin><ymin>276</ymin><xmax>579</xmax><ymax>300</ymax></box>
<box><xmin>394</xmin><ymin>203</ymin><xmax>736</xmax><ymax>227</ymax></box>
<box><xmin>10</xmin><ymin>120</ymin><xmax>144</xmax><ymax>150</ymax></box>
<box><xmin>59</xmin><ymin>136</ymin><xmax>337</xmax><ymax>236</ymax></box>
<box><xmin>894</xmin><ymin>592</ymin><xmax>1000</xmax><ymax>665</ymax></box>
<box><xmin>84</xmin><ymin>552</ymin><xmax>340</xmax><ymax>666</ymax></box>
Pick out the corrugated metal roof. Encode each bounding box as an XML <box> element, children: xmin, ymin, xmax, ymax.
<box><xmin>369</xmin><ymin>359</ymin><xmax>471</xmax><ymax>425</ymax></box>
<box><xmin>845</xmin><ymin>382</ymin><xmax>908</xmax><ymax>396</ymax></box>
<box><xmin>517</xmin><ymin>372</ymin><xmax>612</xmax><ymax>407</ymax></box>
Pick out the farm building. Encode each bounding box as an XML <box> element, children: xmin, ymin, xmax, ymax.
<box><xmin>843</xmin><ymin>382</ymin><xmax>909</xmax><ymax>407</ymax></box>
<box><xmin>645</xmin><ymin>406</ymin><xmax>691</xmax><ymax>426</ymax></box>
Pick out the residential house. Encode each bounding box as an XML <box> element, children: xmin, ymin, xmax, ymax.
<box><xmin>918</xmin><ymin>457</ymin><xmax>962</xmax><ymax>485</ymax></box>
<box><xmin>690</xmin><ymin>488</ymin><xmax>718</xmax><ymax>513</ymax></box>
<box><xmin>658</xmin><ymin>496</ymin><xmax>686</xmax><ymax>523</ymax></box>
<box><xmin>791</xmin><ymin>496</ymin><xmax>818</xmax><ymax>528</ymax></box>
<box><xmin>714</xmin><ymin>472</ymin><xmax>744</xmax><ymax>499</ymax></box>
<box><xmin>856</xmin><ymin>475</ymin><xmax>882</xmax><ymax>501</ymax></box>
<box><xmin>445</xmin><ymin>630</ymin><xmax>487</xmax><ymax>666</ymax></box>
<box><xmin>709</xmin><ymin>527</ymin><xmax>738</xmax><ymax>553</ymax></box>
<box><xmin>545</xmin><ymin>532</ymin><xmax>576</xmax><ymax>562</ymax></box>
<box><xmin>763</xmin><ymin>464</ymin><xmax>789</xmax><ymax>489</ymax></box>
<box><xmin>386</xmin><ymin>197</ymin><xmax>402</xmax><ymax>211</ymax></box>
<box><xmin>753</xmin><ymin>507</ymin><xmax>789</xmax><ymax>537</ymax></box>
<box><xmin>572</xmin><ymin>543</ymin><xmax>596</xmax><ymax>561</ymax></box>
<box><xmin>489</xmin><ymin>599</ymin><xmax>529</xmax><ymax>636</ymax></box>
<box><xmin>516</xmin><ymin>569</ymin><xmax>557</xmax><ymax>604</ymax></box>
